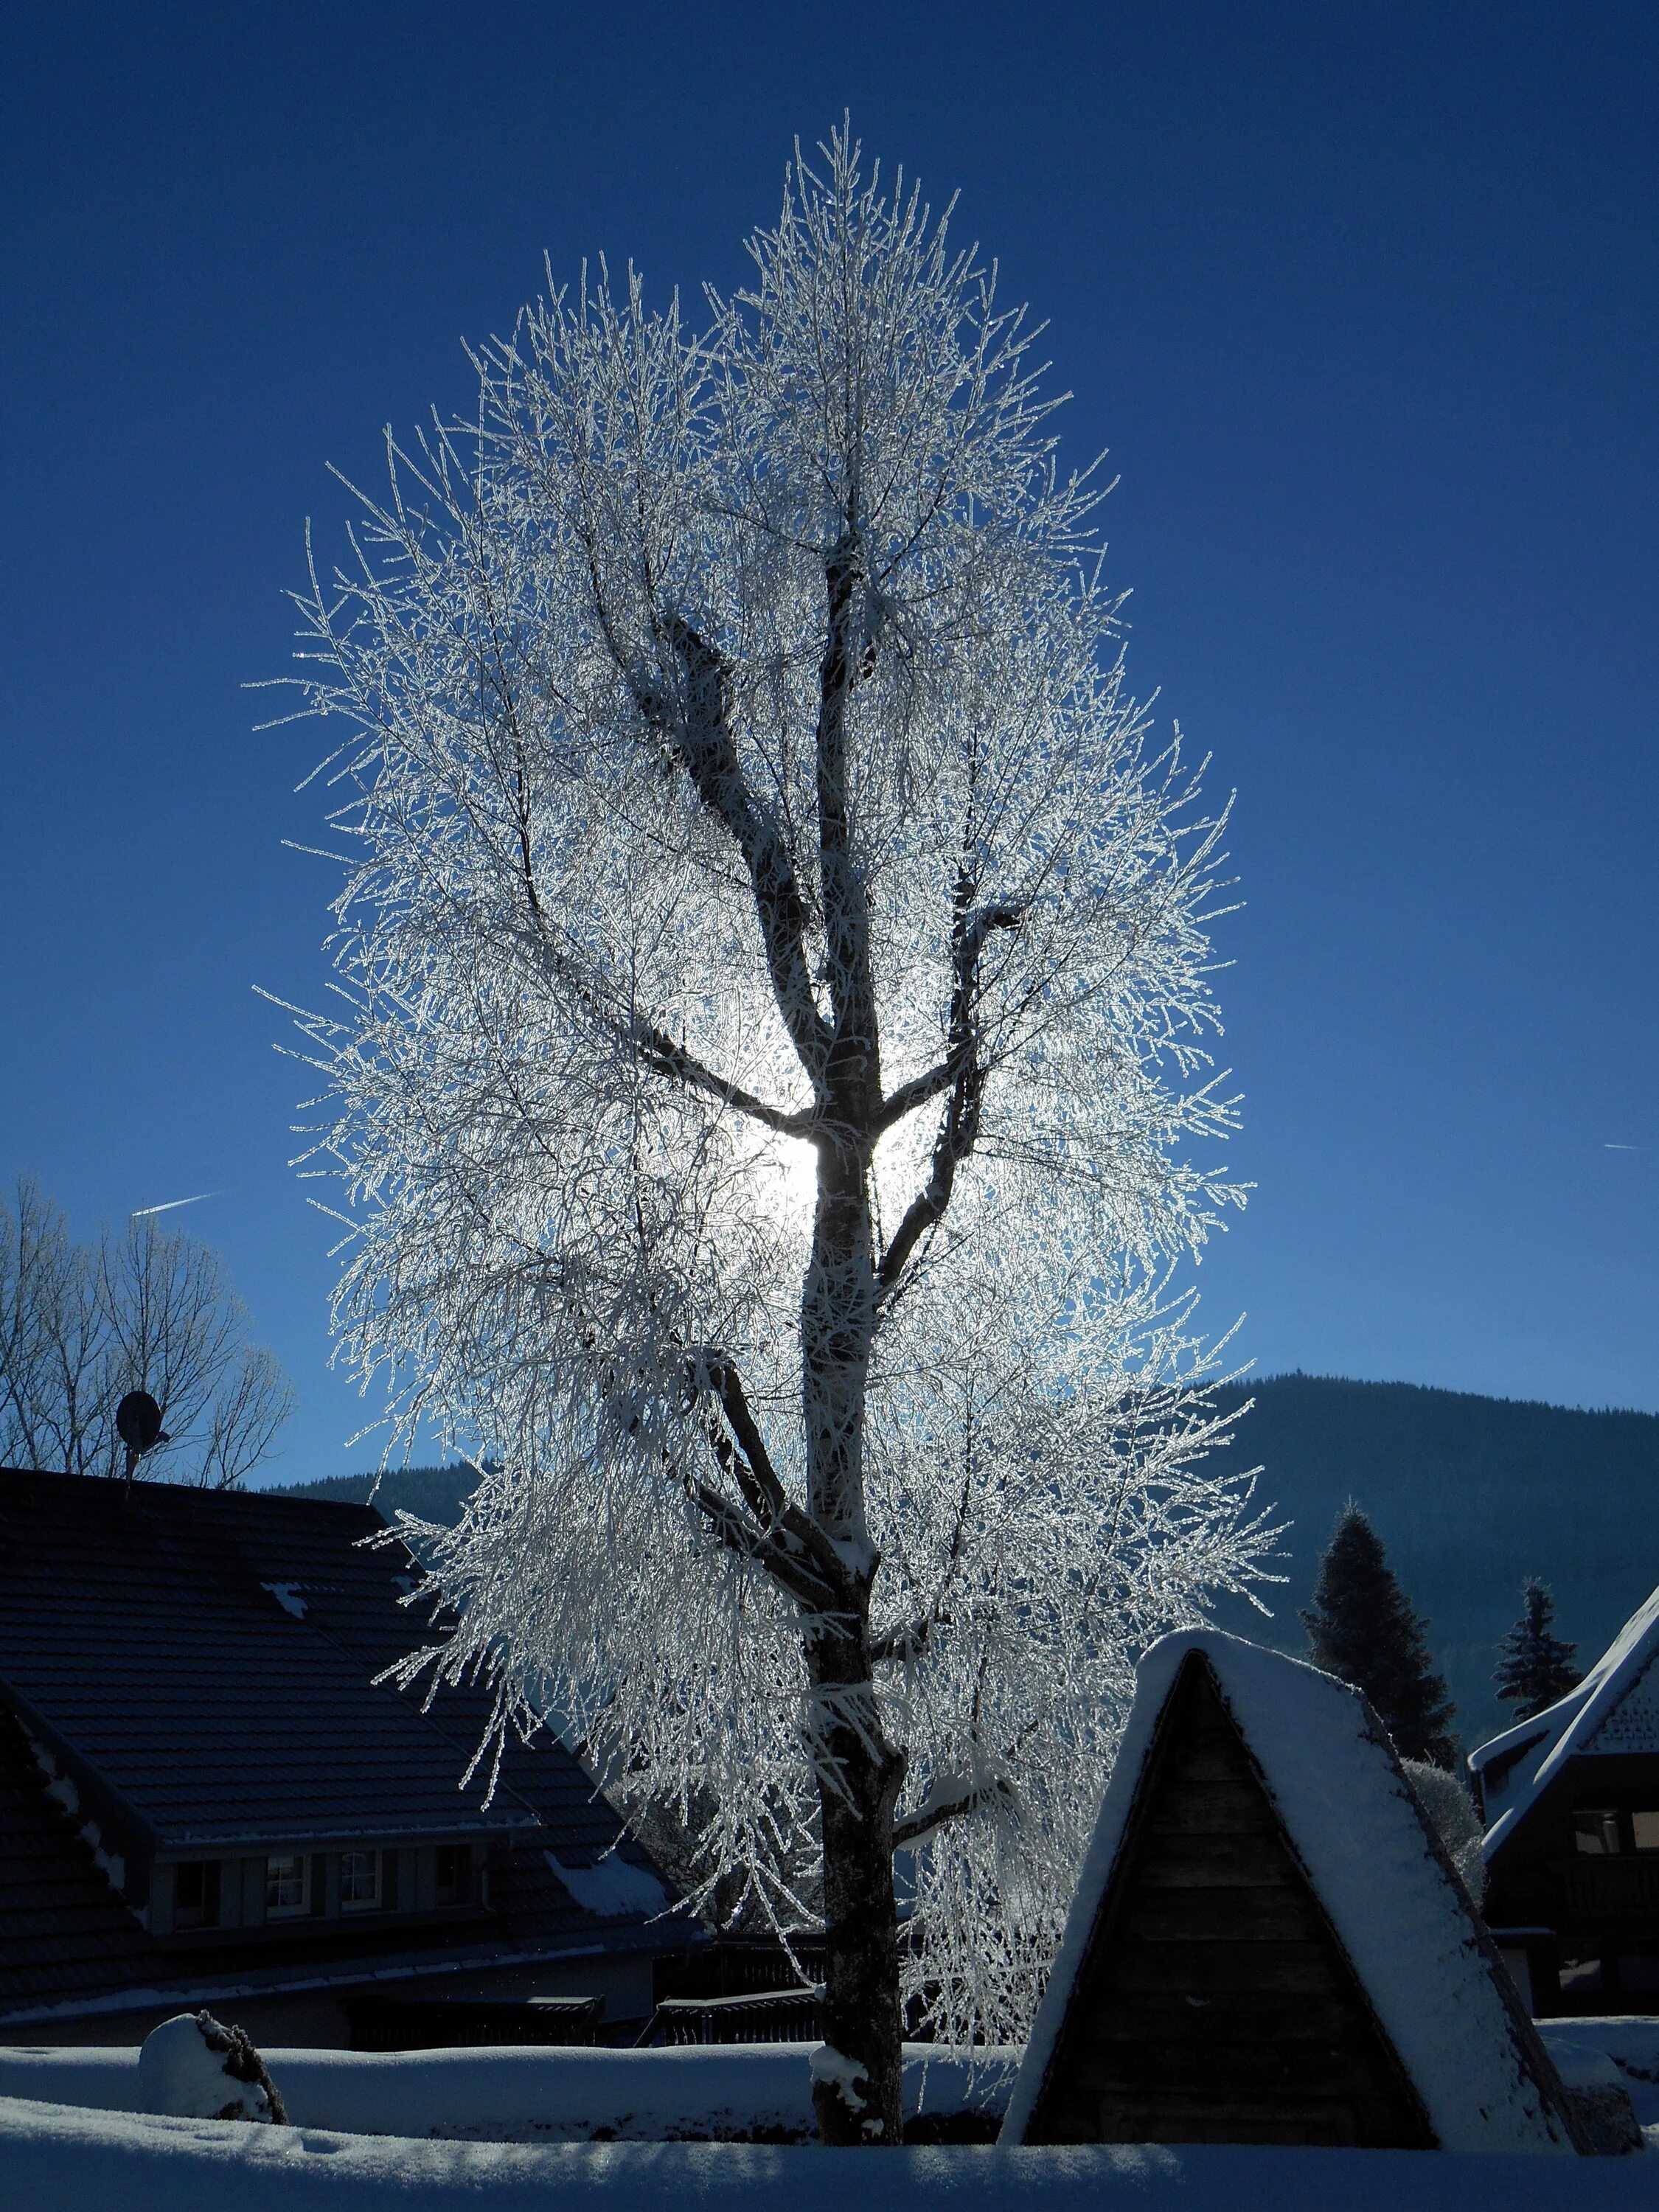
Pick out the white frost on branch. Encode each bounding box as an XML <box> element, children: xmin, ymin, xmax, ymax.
<box><xmin>268</xmin><ymin>125</ymin><xmax>1281</xmax><ymax>2051</ymax></box>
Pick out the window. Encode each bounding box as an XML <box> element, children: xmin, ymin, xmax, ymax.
<box><xmin>173</xmin><ymin>1860</ymin><xmax>220</xmax><ymax>1930</ymax></box>
<box><xmin>1573</xmin><ymin>1809</ymin><xmax>1621</xmax><ymax>1855</ymax></box>
<box><xmin>434</xmin><ymin>1845</ymin><xmax>469</xmax><ymax>1906</ymax></box>
<box><xmin>265</xmin><ymin>1854</ymin><xmax>310</xmax><ymax>1917</ymax></box>
<box><xmin>1632</xmin><ymin>1812</ymin><xmax>1659</xmax><ymax>1852</ymax></box>
<box><xmin>340</xmin><ymin>1850</ymin><xmax>382</xmax><ymax>1911</ymax></box>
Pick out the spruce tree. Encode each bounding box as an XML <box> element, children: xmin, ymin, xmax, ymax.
<box><xmin>1494</xmin><ymin>1579</ymin><xmax>1582</xmax><ymax>1719</ymax></box>
<box><xmin>1302</xmin><ymin>1505</ymin><xmax>1458</xmax><ymax>1765</ymax></box>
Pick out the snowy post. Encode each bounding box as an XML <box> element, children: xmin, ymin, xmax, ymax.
<box><xmin>272</xmin><ymin>125</ymin><xmax>1277</xmax><ymax>2146</ymax></box>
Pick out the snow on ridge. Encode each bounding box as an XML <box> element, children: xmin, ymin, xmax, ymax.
<box><xmin>1472</xmin><ymin>1581</ymin><xmax>1659</xmax><ymax>1853</ymax></box>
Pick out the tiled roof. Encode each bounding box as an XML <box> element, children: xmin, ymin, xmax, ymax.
<box><xmin>1582</xmin><ymin>1653</ymin><xmax>1659</xmax><ymax>1755</ymax></box>
<box><xmin>0</xmin><ymin>1701</ymin><xmax>669</xmax><ymax>2027</ymax></box>
<box><xmin>0</xmin><ymin>1705</ymin><xmax>157</xmax><ymax>2020</ymax></box>
<box><xmin>0</xmin><ymin>1470</ymin><xmax>684</xmax><ymax>2025</ymax></box>
<box><xmin>0</xmin><ymin>1469</ymin><xmax>551</xmax><ymax>1849</ymax></box>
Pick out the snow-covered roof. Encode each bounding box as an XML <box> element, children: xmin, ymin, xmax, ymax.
<box><xmin>1004</xmin><ymin>1629</ymin><xmax>1579</xmax><ymax>2155</ymax></box>
<box><xmin>1472</xmin><ymin>1582</ymin><xmax>1659</xmax><ymax>1856</ymax></box>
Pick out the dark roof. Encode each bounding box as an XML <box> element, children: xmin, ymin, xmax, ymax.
<box><xmin>0</xmin><ymin>1469</ymin><xmax>685</xmax><ymax>2026</ymax></box>
<box><xmin>0</xmin><ymin>1699</ymin><xmax>671</xmax><ymax>2028</ymax></box>
<box><xmin>0</xmin><ymin>1705</ymin><xmax>157</xmax><ymax>2023</ymax></box>
<box><xmin>0</xmin><ymin>1469</ymin><xmax>557</xmax><ymax>1851</ymax></box>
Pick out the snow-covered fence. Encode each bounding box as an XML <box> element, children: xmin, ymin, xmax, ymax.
<box><xmin>0</xmin><ymin>2041</ymin><xmax>1017</xmax><ymax>2143</ymax></box>
<box><xmin>641</xmin><ymin>1987</ymin><xmax>823</xmax><ymax>2045</ymax></box>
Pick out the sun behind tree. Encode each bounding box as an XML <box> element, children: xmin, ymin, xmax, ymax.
<box><xmin>274</xmin><ymin>126</ymin><xmax>1277</xmax><ymax>2144</ymax></box>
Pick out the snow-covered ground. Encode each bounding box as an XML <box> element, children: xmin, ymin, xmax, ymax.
<box><xmin>4</xmin><ymin>2026</ymin><xmax>1655</xmax><ymax>2145</ymax></box>
<box><xmin>1541</xmin><ymin>2021</ymin><xmax>1659</xmax><ymax>2134</ymax></box>
<box><xmin>3</xmin><ymin>2098</ymin><xmax>1658</xmax><ymax>2210</ymax></box>
<box><xmin>2</xmin><ymin>2024</ymin><xmax>1654</xmax><ymax>2204</ymax></box>
<box><xmin>0</xmin><ymin>2039</ymin><xmax>1017</xmax><ymax>2143</ymax></box>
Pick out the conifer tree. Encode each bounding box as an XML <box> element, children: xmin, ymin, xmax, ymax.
<box><xmin>1302</xmin><ymin>1505</ymin><xmax>1457</xmax><ymax>1765</ymax></box>
<box><xmin>1494</xmin><ymin>1579</ymin><xmax>1582</xmax><ymax>1719</ymax></box>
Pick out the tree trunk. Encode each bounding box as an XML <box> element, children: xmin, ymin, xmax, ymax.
<box><xmin>799</xmin><ymin>1109</ymin><xmax>905</xmax><ymax>2143</ymax></box>
<box><xmin>809</xmin><ymin>1621</ymin><xmax>907</xmax><ymax>2146</ymax></box>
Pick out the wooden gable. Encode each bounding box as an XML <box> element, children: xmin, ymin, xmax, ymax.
<box><xmin>1020</xmin><ymin>1650</ymin><xmax>1437</xmax><ymax>2148</ymax></box>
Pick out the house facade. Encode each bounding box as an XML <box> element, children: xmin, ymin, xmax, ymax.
<box><xmin>0</xmin><ymin>1469</ymin><xmax>692</xmax><ymax>2045</ymax></box>
<box><xmin>1471</xmin><ymin>1584</ymin><xmax>1659</xmax><ymax>2015</ymax></box>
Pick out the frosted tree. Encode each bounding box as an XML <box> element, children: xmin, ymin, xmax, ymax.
<box><xmin>1494</xmin><ymin>1579</ymin><xmax>1581</xmax><ymax>1719</ymax></box>
<box><xmin>274</xmin><ymin>130</ymin><xmax>1278</xmax><ymax>2143</ymax></box>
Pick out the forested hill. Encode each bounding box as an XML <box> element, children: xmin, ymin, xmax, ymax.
<box><xmin>279</xmin><ymin>1462</ymin><xmax>479</xmax><ymax>1528</ymax></box>
<box><xmin>1200</xmin><ymin>1375</ymin><xmax>1659</xmax><ymax>1742</ymax></box>
<box><xmin>274</xmin><ymin>1374</ymin><xmax>1659</xmax><ymax>1750</ymax></box>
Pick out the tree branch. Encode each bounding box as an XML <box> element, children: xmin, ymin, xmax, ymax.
<box><xmin>508</xmin><ymin>914</ymin><xmax>810</xmax><ymax>1137</ymax></box>
<box><xmin>642</xmin><ymin>616</ymin><xmax>830</xmax><ymax>1088</ymax></box>
<box><xmin>815</xmin><ymin>536</ymin><xmax>880</xmax><ymax>1115</ymax></box>
<box><xmin>891</xmin><ymin>1773</ymin><xmax>1014</xmax><ymax>1853</ymax></box>
<box><xmin>876</xmin><ymin>893</ymin><xmax>1025</xmax><ymax>1293</ymax></box>
<box><xmin>631</xmin><ymin>1022</ymin><xmax>812</xmax><ymax>1136</ymax></box>
<box><xmin>695</xmin><ymin>1351</ymin><xmax>850</xmax><ymax>1604</ymax></box>
<box><xmin>874</xmin><ymin>1060</ymin><xmax>956</xmax><ymax>1133</ymax></box>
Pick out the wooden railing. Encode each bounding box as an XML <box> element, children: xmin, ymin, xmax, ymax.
<box><xmin>637</xmin><ymin>1985</ymin><xmax>823</xmax><ymax>2045</ymax></box>
<box><xmin>1555</xmin><ymin>1856</ymin><xmax>1659</xmax><ymax>1921</ymax></box>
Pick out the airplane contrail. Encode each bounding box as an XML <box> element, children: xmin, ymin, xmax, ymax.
<box><xmin>130</xmin><ymin>1191</ymin><xmax>223</xmax><ymax>1218</ymax></box>
<box><xmin>1603</xmin><ymin>1143</ymin><xmax>1644</xmax><ymax>1152</ymax></box>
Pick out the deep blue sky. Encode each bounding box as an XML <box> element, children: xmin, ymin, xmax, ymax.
<box><xmin>2</xmin><ymin>1</ymin><xmax>1654</xmax><ymax>1486</ymax></box>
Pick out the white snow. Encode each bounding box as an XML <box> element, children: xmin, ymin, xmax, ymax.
<box><xmin>262</xmin><ymin>1582</ymin><xmax>310</xmax><ymax>1619</ymax></box>
<box><xmin>4</xmin><ymin>2096</ymin><xmax>1658</xmax><ymax>2209</ymax></box>
<box><xmin>1543</xmin><ymin>2019</ymin><xmax>1659</xmax><ymax>2135</ymax></box>
<box><xmin>543</xmin><ymin>1849</ymin><xmax>668</xmax><ymax>1919</ymax></box>
<box><xmin>0</xmin><ymin>2042</ymin><xmax>1018</xmax><ymax>2143</ymax></box>
<box><xmin>807</xmin><ymin>2045</ymin><xmax>867</xmax><ymax>2113</ymax></box>
<box><xmin>1004</xmin><ymin>1629</ymin><xmax>1579</xmax><ymax>2154</ymax></box>
<box><xmin>136</xmin><ymin>2014</ymin><xmax>279</xmax><ymax>2122</ymax></box>
<box><xmin>1473</xmin><ymin>1583</ymin><xmax>1659</xmax><ymax>1851</ymax></box>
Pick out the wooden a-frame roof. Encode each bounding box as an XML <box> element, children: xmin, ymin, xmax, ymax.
<box><xmin>1004</xmin><ymin>1632</ymin><xmax>1584</xmax><ymax>2154</ymax></box>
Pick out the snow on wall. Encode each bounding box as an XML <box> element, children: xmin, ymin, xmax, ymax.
<box><xmin>0</xmin><ymin>2042</ymin><xmax>1018</xmax><ymax>2143</ymax></box>
<box><xmin>3</xmin><ymin>2096</ymin><xmax>1656</xmax><ymax>2212</ymax></box>
<box><xmin>1004</xmin><ymin>1630</ymin><xmax>1579</xmax><ymax>2154</ymax></box>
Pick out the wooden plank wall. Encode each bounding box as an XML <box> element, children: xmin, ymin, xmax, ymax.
<box><xmin>1024</xmin><ymin>1656</ymin><xmax>1436</xmax><ymax>2148</ymax></box>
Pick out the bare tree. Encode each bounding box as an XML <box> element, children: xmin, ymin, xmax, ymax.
<box><xmin>275</xmin><ymin>130</ymin><xmax>1277</xmax><ymax>2143</ymax></box>
<box><xmin>0</xmin><ymin>1180</ymin><xmax>293</xmax><ymax>1487</ymax></box>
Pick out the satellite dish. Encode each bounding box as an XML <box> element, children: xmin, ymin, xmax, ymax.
<box><xmin>116</xmin><ymin>1391</ymin><xmax>166</xmax><ymax>1456</ymax></box>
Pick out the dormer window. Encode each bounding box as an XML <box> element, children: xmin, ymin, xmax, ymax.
<box><xmin>434</xmin><ymin>1844</ymin><xmax>470</xmax><ymax>1906</ymax></box>
<box><xmin>173</xmin><ymin>1860</ymin><xmax>220</xmax><ymax>1930</ymax></box>
<box><xmin>1573</xmin><ymin>1809</ymin><xmax>1621</xmax><ymax>1855</ymax></box>
<box><xmin>266</xmin><ymin>1853</ymin><xmax>312</xmax><ymax>1916</ymax></box>
<box><xmin>341</xmin><ymin>1849</ymin><xmax>383</xmax><ymax>1911</ymax></box>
